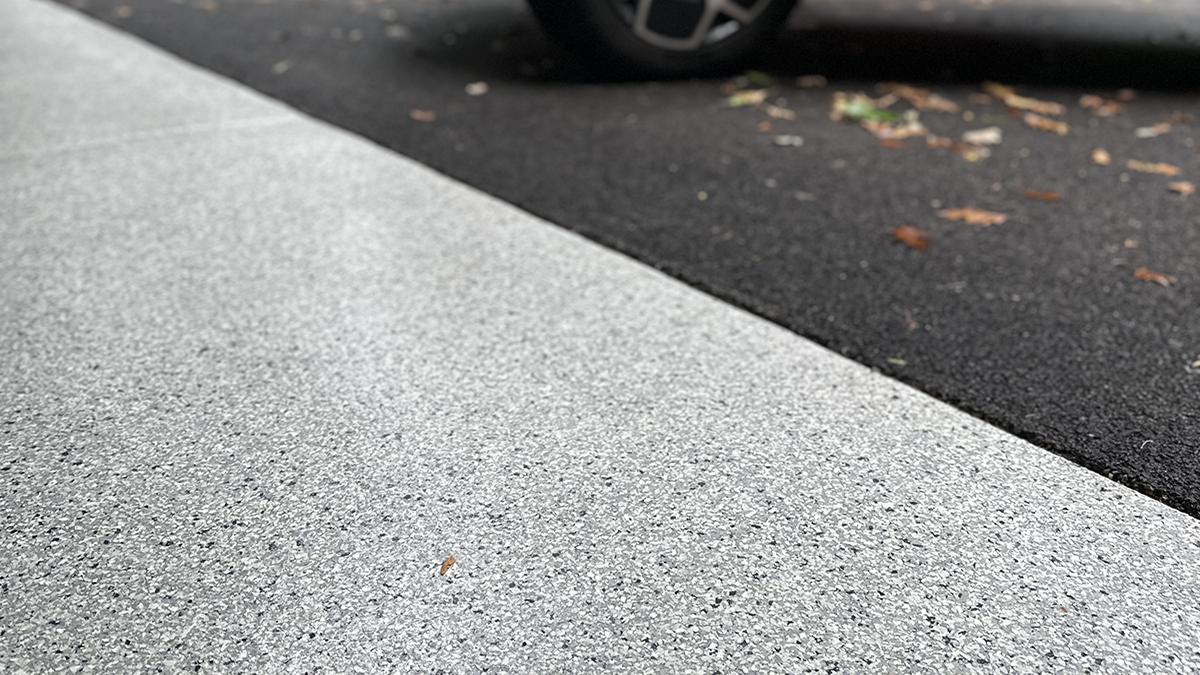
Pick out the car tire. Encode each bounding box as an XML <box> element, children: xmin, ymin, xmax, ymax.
<box><xmin>527</xmin><ymin>0</ymin><xmax>799</xmax><ymax>78</ymax></box>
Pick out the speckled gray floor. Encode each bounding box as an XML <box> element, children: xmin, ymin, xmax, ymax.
<box><xmin>2</xmin><ymin>1</ymin><xmax>1200</xmax><ymax>673</ymax></box>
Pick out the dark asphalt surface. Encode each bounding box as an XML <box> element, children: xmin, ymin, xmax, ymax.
<box><xmin>53</xmin><ymin>0</ymin><xmax>1200</xmax><ymax>514</ymax></box>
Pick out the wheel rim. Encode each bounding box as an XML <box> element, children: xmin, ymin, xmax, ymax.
<box><xmin>612</xmin><ymin>0</ymin><xmax>773</xmax><ymax>51</ymax></box>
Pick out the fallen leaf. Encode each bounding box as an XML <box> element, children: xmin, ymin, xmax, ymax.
<box><xmin>797</xmin><ymin>74</ymin><xmax>827</xmax><ymax>88</ymax></box>
<box><xmin>757</xmin><ymin>121</ymin><xmax>772</xmax><ymax>132</ymax></box>
<box><xmin>272</xmin><ymin>60</ymin><xmax>292</xmax><ymax>74</ymax></box>
<box><xmin>892</xmin><ymin>224</ymin><xmax>931</xmax><ymax>250</ymax></box>
<box><xmin>1116</xmin><ymin>88</ymin><xmax>1137</xmax><ymax>102</ymax></box>
<box><xmin>465</xmin><ymin>81</ymin><xmax>489</xmax><ymax>96</ymax></box>
<box><xmin>727</xmin><ymin>89</ymin><xmax>769</xmax><ymax>107</ymax></box>
<box><xmin>881</xmin><ymin>83</ymin><xmax>959</xmax><ymax>113</ymax></box>
<box><xmin>879</xmin><ymin>138</ymin><xmax>906</xmax><ymax>148</ymax></box>
<box><xmin>861</xmin><ymin>118</ymin><xmax>928</xmax><ymax>140</ymax></box>
<box><xmin>905</xmin><ymin>311</ymin><xmax>919</xmax><ymax>331</ymax></box>
<box><xmin>962</xmin><ymin>126</ymin><xmax>1002</xmax><ymax>145</ymax></box>
<box><xmin>1134</xmin><ymin>267</ymin><xmax>1178</xmax><ymax>286</ymax></box>
<box><xmin>1135</xmin><ymin>123</ymin><xmax>1171</xmax><ymax>138</ymax></box>
<box><xmin>1126</xmin><ymin>159</ymin><xmax>1180</xmax><ymax>176</ymax></box>
<box><xmin>1169</xmin><ymin>112</ymin><xmax>1194</xmax><ymax>124</ymax></box>
<box><xmin>440</xmin><ymin>556</ymin><xmax>456</xmax><ymax>575</ymax></box>
<box><xmin>926</xmin><ymin>135</ymin><xmax>954</xmax><ymax>148</ymax></box>
<box><xmin>984</xmin><ymin>82</ymin><xmax>1065</xmax><ymax>115</ymax></box>
<box><xmin>938</xmin><ymin>207</ymin><xmax>1008</xmax><ymax>226</ymax></box>
<box><xmin>1091</xmin><ymin>148</ymin><xmax>1112</xmax><ymax>166</ymax></box>
<box><xmin>1079</xmin><ymin>94</ymin><xmax>1123</xmax><ymax>116</ymax></box>
<box><xmin>1023</xmin><ymin>188</ymin><xmax>1061</xmax><ymax>201</ymax></box>
<box><xmin>1023</xmin><ymin>112</ymin><xmax>1069</xmax><ymax>135</ymax></box>
<box><xmin>1124</xmin><ymin>238</ymin><xmax>1138</xmax><ymax>248</ymax></box>
<box><xmin>886</xmin><ymin>357</ymin><xmax>907</xmax><ymax>366</ymax></box>
<box><xmin>831</xmin><ymin>92</ymin><xmax>899</xmax><ymax>123</ymax></box>
<box><xmin>410</xmin><ymin>109</ymin><xmax>436</xmax><ymax>122</ymax></box>
<box><xmin>1168</xmin><ymin>181</ymin><xmax>1196</xmax><ymax>195</ymax></box>
<box><xmin>765</xmin><ymin>104</ymin><xmax>796</xmax><ymax>120</ymax></box>
<box><xmin>773</xmin><ymin>134</ymin><xmax>805</xmax><ymax>147</ymax></box>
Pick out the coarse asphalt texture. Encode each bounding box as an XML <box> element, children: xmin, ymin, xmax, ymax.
<box><xmin>45</xmin><ymin>0</ymin><xmax>1200</xmax><ymax>516</ymax></box>
<box><xmin>4</xmin><ymin>1</ymin><xmax>1200</xmax><ymax>671</ymax></box>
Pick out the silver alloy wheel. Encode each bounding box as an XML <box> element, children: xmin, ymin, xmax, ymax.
<box><xmin>619</xmin><ymin>0</ymin><xmax>773</xmax><ymax>51</ymax></box>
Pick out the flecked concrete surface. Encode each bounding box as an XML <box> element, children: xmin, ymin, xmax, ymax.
<box><xmin>2</xmin><ymin>1</ymin><xmax>1200</xmax><ymax>673</ymax></box>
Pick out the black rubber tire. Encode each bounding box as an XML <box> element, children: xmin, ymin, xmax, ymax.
<box><xmin>527</xmin><ymin>0</ymin><xmax>799</xmax><ymax>79</ymax></box>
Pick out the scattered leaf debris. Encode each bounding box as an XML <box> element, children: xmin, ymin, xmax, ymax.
<box><xmin>831</xmin><ymin>92</ymin><xmax>899</xmax><ymax>123</ymax></box>
<box><xmin>983</xmin><ymin>82</ymin><xmax>1066</xmax><ymax>116</ymax></box>
<box><xmin>773</xmin><ymin>134</ymin><xmax>804</xmax><ymax>147</ymax></box>
<box><xmin>1023</xmin><ymin>112</ymin><xmax>1069</xmax><ymax>135</ymax></box>
<box><xmin>1023</xmin><ymin>188</ymin><xmax>1061</xmax><ymax>202</ymax></box>
<box><xmin>440</xmin><ymin>556</ymin><xmax>456</xmax><ymax>575</ymax></box>
<box><xmin>1135</xmin><ymin>123</ymin><xmax>1171</xmax><ymax>139</ymax></box>
<box><xmin>1124</xmin><ymin>238</ymin><xmax>1138</xmax><ymax>248</ymax></box>
<box><xmin>1134</xmin><ymin>267</ymin><xmax>1178</xmax><ymax>287</ymax></box>
<box><xmin>1091</xmin><ymin>148</ymin><xmax>1112</xmax><ymax>166</ymax></box>
<box><xmin>962</xmin><ymin>126</ymin><xmax>1002</xmax><ymax>146</ymax></box>
<box><xmin>797</xmin><ymin>74</ymin><xmax>827</xmax><ymax>88</ymax></box>
<box><xmin>882</xmin><ymin>83</ymin><xmax>959</xmax><ymax>113</ymax></box>
<box><xmin>1126</xmin><ymin>160</ymin><xmax>1180</xmax><ymax>176</ymax></box>
<box><xmin>863</xmin><ymin>118</ymin><xmax>928</xmax><ymax>140</ymax></box>
<box><xmin>409</xmin><ymin>109</ymin><xmax>436</xmax><ymax>122</ymax></box>
<box><xmin>765</xmin><ymin>104</ymin><xmax>796</xmax><ymax>120</ymax></box>
<box><xmin>1079</xmin><ymin>95</ymin><xmax>1123</xmax><ymax>116</ymax></box>
<box><xmin>727</xmin><ymin>89</ymin><xmax>769</xmax><ymax>107</ymax></box>
<box><xmin>757</xmin><ymin>121</ymin><xmax>772</xmax><ymax>132</ymax></box>
<box><xmin>892</xmin><ymin>224</ymin><xmax>931</xmax><ymax>250</ymax></box>
<box><xmin>1168</xmin><ymin>181</ymin><xmax>1196</xmax><ymax>195</ymax></box>
<box><xmin>938</xmin><ymin>207</ymin><xmax>1008</xmax><ymax>226</ymax></box>
<box><xmin>879</xmin><ymin>138</ymin><xmax>906</xmax><ymax>148</ymax></box>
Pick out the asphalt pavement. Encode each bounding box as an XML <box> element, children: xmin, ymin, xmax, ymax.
<box><xmin>45</xmin><ymin>0</ymin><xmax>1200</xmax><ymax>515</ymax></box>
<box><xmin>4</xmin><ymin>0</ymin><xmax>1200</xmax><ymax>671</ymax></box>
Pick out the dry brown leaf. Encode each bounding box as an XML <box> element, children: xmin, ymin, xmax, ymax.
<box><xmin>1023</xmin><ymin>188</ymin><xmax>1061</xmax><ymax>202</ymax></box>
<box><xmin>879</xmin><ymin>138</ymin><xmax>906</xmax><ymax>148</ymax></box>
<box><xmin>1124</xmin><ymin>238</ymin><xmax>1138</xmax><ymax>249</ymax></box>
<box><xmin>881</xmin><ymin>83</ymin><xmax>959</xmax><ymax>113</ymax></box>
<box><xmin>1127</xmin><ymin>159</ymin><xmax>1180</xmax><ymax>176</ymax></box>
<box><xmin>1091</xmin><ymin>148</ymin><xmax>1111</xmax><ymax>166</ymax></box>
<box><xmin>962</xmin><ymin>126</ymin><xmax>1002</xmax><ymax>145</ymax></box>
<box><xmin>861</xmin><ymin>118</ymin><xmax>928</xmax><ymax>140</ymax></box>
<box><xmin>1168</xmin><ymin>181</ymin><xmax>1196</xmax><ymax>195</ymax></box>
<box><xmin>1079</xmin><ymin>94</ymin><xmax>1123</xmax><ymax>116</ymax></box>
<box><xmin>938</xmin><ymin>207</ymin><xmax>1008</xmax><ymax>226</ymax></box>
<box><xmin>1134</xmin><ymin>267</ymin><xmax>1178</xmax><ymax>287</ymax></box>
<box><xmin>892</xmin><ymin>225</ymin><xmax>931</xmax><ymax>250</ymax></box>
<box><xmin>926</xmin><ymin>135</ymin><xmax>954</xmax><ymax>148</ymax></box>
<box><xmin>1024</xmin><ymin>112</ymin><xmax>1069</xmax><ymax>135</ymax></box>
<box><xmin>1135</xmin><ymin>123</ymin><xmax>1171</xmax><ymax>138</ymax></box>
<box><xmin>757</xmin><ymin>121</ymin><xmax>772</xmax><ymax>132</ymax></box>
<box><xmin>765</xmin><ymin>104</ymin><xmax>796</xmax><ymax>120</ymax></box>
<box><xmin>984</xmin><ymin>82</ymin><xmax>1065</xmax><ymax>115</ymax></box>
<box><xmin>1169</xmin><ymin>112</ymin><xmax>1194</xmax><ymax>124</ymax></box>
<box><xmin>440</xmin><ymin>556</ymin><xmax>456</xmax><ymax>575</ymax></box>
<box><xmin>410</xmin><ymin>109</ymin><xmax>436</xmax><ymax>122</ymax></box>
